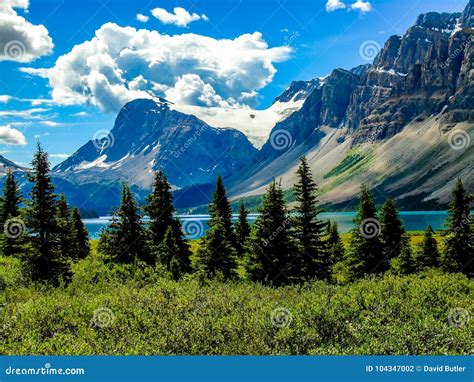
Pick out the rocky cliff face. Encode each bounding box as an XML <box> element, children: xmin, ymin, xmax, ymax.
<box><xmin>347</xmin><ymin>4</ymin><xmax>473</xmax><ymax>143</ymax></box>
<box><xmin>54</xmin><ymin>99</ymin><xmax>257</xmax><ymax>189</ymax></box>
<box><xmin>0</xmin><ymin>155</ymin><xmax>27</xmax><ymax>175</ymax></box>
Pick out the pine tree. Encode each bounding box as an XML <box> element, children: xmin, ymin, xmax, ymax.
<box><xmin>196</xmin><ymin>217</ymin><xmax>237</xmax><ymax>280</ymax></box>
<box><xmin>393</xmin><ymin>235</ymin><xmax>415</xmax><ymax>275</ymax></box>
<box><xmin>208</xmin><ymin>176</ymin><xmax>234</xmax><ymax>245</ymax></box>
<box><xmin>234</xmin><ymin>201</ymin><xmax>251</xmax><ymax>257</ymax></box>
<box><xmin>345</xmin><ymin>185</ymin><xmax>384</xmax><ymax>280</ymax></box>
<box><xmin>246</xmin><ymin>179</ymin><xmax>296</xmax><ymax>286</ymax></box>
<box><xmin>292</xmin><ymin>156</ymin><xmax>328</xmax><ymax>280</ymax></box>
<box><xmin>56</xmin><ymin>194</ymin><xmax>73</xmax><ymax>261</ymax></box>
<box><xmin>327</xmin><ymin>221</ymin><xmax>345</xmax><ymax>267</ymax></box>
<box><xmin>70</xmin><ymin>207</ymin><xmax>90</xmax><ymax>260</ymax></box>
<box><xmin>25</xmin><ymin>143</ymin><xmax>61</xmax><ymax>282</ymax></box>
<box><xmin>98</xmin><ymin>184</ymin><xmax>148</xmax><ymax>264</ymax></box>
<box><xmin>158</xmin><ymin>227</ymin><xmax>191</xmax><ymax>279</ymax></box>
<box><xmin>441</xmin><ymin>179</ymin><xmax>473</xmax><ymax>276</ymax></box>
<box><xmin>380</xmin><ymin>198</ymin><xmax>405</xmax><ymax>271</ymax></box>
<box><xmin>414</xmin><ymin>225</ymin><xmax>439</xmax><ymax>271</ymax></box>
<box><xmin>145</xmin><ymin>170</ymin><xmax>191</xmax><ymax>271</ymax></box>
<box><xmin>0</xmin><ymin>171</ymin><xmax>23</xmax><ymax>257</ymax></box>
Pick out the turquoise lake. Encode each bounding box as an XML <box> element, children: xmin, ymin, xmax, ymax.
<box><xmin>84</xmin><ymin>211</ymin><xmax>451</xmax><ymax>239</ymax></box>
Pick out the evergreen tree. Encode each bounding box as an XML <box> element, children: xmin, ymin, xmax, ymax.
<box><xmin>234</xmin><ymin>201</ymin><xmax>251</xmax><ymax>257</ymax></box>
<box><xmin>145</xmin><ymin>170</ymin><xmax>191</xmax><ymax>271</ymax></box>
<box><xmin>344</xmin><ymin>185</ymin><xmax>384</xmax><ymax>280</ymax></box>
<box><xmin>208</xmin><ymin>176</ymin><xmax>234</xmax><ymax>245</ymax></box>
<box><xmin>380</xmin><ymin>198</ymin><xmax>405</xmax><ymax>270</ymax></box>
<box><xmin>246</xmin><ymin>180</ymin><xmax>296</xmax><ymax>286</ymax></box>
<box><xmin>292</xmin><ymin>156</ymin><xmax>328</xmax><ymax>280</ymax></box>
<box><xmin>393</xmin><ymin>235</ymin><xmax>415</xmax><ymax>275</ymax></box>
<box><xmin>327</xmin><ymin>221</ymin><xmax>345</xmax><ymax>267</ymax></box>
<box><xmin>56</xmin><ymin>194</ymin><xmax>73</xmax><ymax>261</ymax></box>
<box><xmin>98</xmin><ymin>184</ymin><xmax>148</xmax><ymax>264</ymax></box>
<box><xmin>196</xmin><ymin>217</ymin><xmax>237</xmax><ymax>280</ymax></box>
<box><xmin>0</xmin><ymin>171</ymin><xmax>23</xmax><ymax>257</ymax></box>
<box><xmin>158</xmin><ymin>227</ymin><xmax>191</xmax><ymax>279</ymax></box>
<box><xmin>414</xmin><ymin>225</ymin><xmax>439</xmax><ymax>271</ymax></box>
<box><xmin>25</xmin><ymin>143</ymin><xmax>61</xmax><ymax>281</ymax></box>
<box><xmin>70</xmin><ymin>207</ymin><xmax>90</xmax><ymax>260</ymax></box>
<box><xmin>441</xmin><ymin>179</ymin><xmax>473</xmax><ymax>276</ymax></box>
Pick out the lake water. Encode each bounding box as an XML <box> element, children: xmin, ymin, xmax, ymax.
<box><xmin>83</xmin><ymin>211</ymin><xmax>450</xmax><ymax>240</ymax></box>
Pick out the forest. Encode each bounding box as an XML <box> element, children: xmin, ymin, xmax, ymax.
<box><xmin>0</xmin><ymin>144</ymin><xmax>472</xmax><ymax>355</ymax></box>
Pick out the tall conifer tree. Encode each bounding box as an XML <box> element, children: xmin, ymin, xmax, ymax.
<box><xmin>26</xmin><ymin>143</ymin><xmax>61</xmax><ymax>281</ymax></box>
<box><xmin>414</xmin><ymin>225</ymin><xmax>439</xmax><ymax>271</ymax></box>
<box><xmin>234</xmin><ymin>201</ymin><xmax>251</xmax><ymax>257</ymax></box>
<box><xmin>70</xmin><ymin>207</ymin><xmax>90</xmax><ymax>260</ymax></box>
<box><xmin>327</xmin><ymin>221</ymin><xmax>345</xmax><ymax>268</ymax></box>
<box><xmin>0</xmin><ymin>171</ymin><xmax>23</xmax><ymax>257</ymax></box>
<box><xmin>56</xmin><ymin>195</ymin><xmax>73</xmax><ymax>262</ymax></box>
<box><xmin>208</xmin><ymin>176</ymin><xmax>234</xmax><ymax>245</ymax></box>
<box><xmin>345</xmin><ymin>185</ymin><xmax>384</xmax><ymax>280</ymax></box>
<box><xmin>293</xmin><ymin>156</ymin><xmax>328</xmax><ymax>280</ymax></box>
<box><xmin>98</xmin><ymin>184</ymin><xmax>148</xmax><ymax>264</ymax></box>
<box><xmin>441</xmin><ymin>179</ymin><xmax>473</xmax><ymax>276</ymax></box>
<box><xmin>380</xmin><ymin>198</ymin><xmax>405</xmax><ymax>271</ymax></box>
<box><xmin>247</xmin><ymin>180</ymin><xmax>295</xmax><ymax>286</ymax></box>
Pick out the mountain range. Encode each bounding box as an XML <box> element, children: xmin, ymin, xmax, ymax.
<box><xmin>3</xmin><ymin>2</ymin><xmax>473</xmax><ymax>215</ymax></box>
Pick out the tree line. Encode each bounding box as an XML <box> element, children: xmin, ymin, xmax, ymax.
<box><xmin>1</xmin><ymin>146</ymin><xmax>472</xmax><ymax>285</ymax></box>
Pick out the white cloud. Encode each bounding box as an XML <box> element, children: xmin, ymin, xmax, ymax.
<box><xmin>0</xmin><ymin>0</ymin><xmax>54</xmax><ymax>63</ymax></box>
<box><xmin>0</xmin><ymin>95</ymin><xmax>12</xmax><ymax>103</ymax></box>
<box><xmin>151</xmin><ymin>7</ymin><xmax>208</xmax><ymax>27</ymax></box>
<box><xmin>326</xmin><ymin>0</ymin><xmax>346</xmax><ymax>12</ymax></box>
<box><xmin>136</xmin><ymin>13</ymin><xmax>149</xmax><ymax>23</ymax></box>
<box><xmin>0</xmin><ymin>107</ymin><xmax>49</xmax><ymax>118</ymax></box>
<box><xmin>0</xmin><ymin>124</ymin><xmax>27</xmax><ymax>145</ymax></box>
<box><xmin>50</xmin><ymin>153</ymin><xmax>70</xmax><ymax>159</ymax></box>
<box><xmin>23</xmin><ymin>23</ymin><xmax>291</xmax><ymax>112</ymax></box>
<box><xmin>40</xmin><ymin>121</ymin><xmax>61</xmax><ymax>127</ymax></box>
<box><xmin>351</xmin><ymin>1</ymin><xmax>372</xmax><ymax>13</ymax></box>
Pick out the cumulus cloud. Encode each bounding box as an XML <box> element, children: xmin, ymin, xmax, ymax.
<box><xmin>22</xmin><ymin>23</ymin><xmax>291</xmax><ymax>112</ymax></box>
<box><xmin>351</xmin><ymin>1</ymin><xmax>372</xmax><ymax>13</ymax></box>
<box><xmin>326</xmin><ymin>0</ymin><xmax>346</xmax><ymax>12</ymax></box>
<box><xmin>325</xmin><ymin>0</ymin><xmax>372</xmax><ymax>13</ymax></box>
<box><xmin>0</xmin><ymin>95</ymin><xmax>12</xmax><ymax>103</ymax></box>
<box><xmin>136</xmin><ymin>13</ymin><xmax>149</xmax><ymax>23</ymax></box>
<box><xmin>0</xmin><ymin>124</ymin><xmax>27</xmax><ymax>145</ymax></box>
<box><xmin>0</xmin><ymin>0</ymin><xmax>54</xmax><ymax>63</ymax></box>
<box><xmin>151</xmin><ymin>7</ymin><xmax>208</xmax><ymax>27</ymax></box>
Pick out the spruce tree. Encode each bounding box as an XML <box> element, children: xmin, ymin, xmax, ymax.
<box><xmin>380</xmin><ymin>199</ymin><xmax>405</xmax><ymax>271</ymax></box>
<box><xmin>145</xmin><ymin>170</ymin><xmax>191</xmax><ymax>271</ymax></box>
<box><xmin>98</xmin><ymin>184</ymin><xmax>148</xmax><ymax>264</ymax></box>
<box><xmin>247</xmin><ymin>179</ymin><xmax>296</xmax><ymax>286</ymax></box>
<box><xmin>394</xmin><ymin>235</ymin><xmax>415</xmax><ymax>275</ymax></box>
<box><xmin>345</xmin><ymin>185</ymin><xmax>384</xmax><ymax>280</ymax></box>
<box><xmin>70</xmin><ymin>207</ymin><xmax>90</xmax><ymax>260</ymax></box>
<box><xmin>196</xmin><ymin>217</ymin><xmax>237</xmax><ymax>280</ymax></box>
<box><xmin>25</xmin><ymin>143</ymin><xmax>61</xmax><ymax>282</ymax></box>
<box><xmin>292</xmin><ymin>156</ymin><xmax>328</xmax><ymax>280</ymax></box>
<box><xmin>414</xmin><ymin>225</ymin><xmax>439</xmax><ymax>271</ymax></box>
<box><xmin>234</xmin><ymin>201</ymin><xmax>251</xmax><ymax>257</ymax></box>
<box><xmin>56</xmin><ymin>194</ymin><xmax>72</xmax><ymax>262</ymax></box>
<box><xmin>441</xmin><ymin>179</ymin><xmax>473</xmax><ymax>276</ymax></box>
<box><xmin>158</xmin><ymin>227</ymin><xmax>191</xmax><ymax>279</ymax></box>
<box><xmin>208</xmin><ymin>176</ymin><xmax>234</xmax><ymax>245</ymax></box>
<box><xmin>0</xmin><ymin>171</ymin><xmax>23</xmax><ymax>257</ymax></box>
<box><xmin>327</xmin><ymin>221</ymin><xmax>345</xmax><ymax>267</ymax></box>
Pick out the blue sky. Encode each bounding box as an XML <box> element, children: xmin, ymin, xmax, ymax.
<box><xmin>0</xmin><ymin>0</ymin><xmax>467</xmax><ymax>166</ymax></box>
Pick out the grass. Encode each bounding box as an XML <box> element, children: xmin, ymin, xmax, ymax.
<box><xmin>0</xmin><ymin>244</ymin><xmax>472</xmax><ymax>355</ymax></box>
